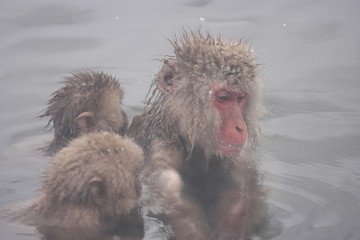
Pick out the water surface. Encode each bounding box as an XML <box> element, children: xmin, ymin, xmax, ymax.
<box><xmin>1</xmin><ymin>0</ymin><xmax>359</xmax><ymax>239</ymax></box>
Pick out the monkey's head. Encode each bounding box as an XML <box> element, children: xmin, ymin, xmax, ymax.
<box><xmin>41</xmin><ymin>71</ymin><xmax>129</xmax><ymax>154</ymax></box>
<box><xmin>151</xmin><ymin>31</ymin><xmax>265</xmax><ymax>158</ymax></box>
<box><xmin>42</xmin><ymin>133</ymin><xmax>143</xmax><ymax>220</ymax></box>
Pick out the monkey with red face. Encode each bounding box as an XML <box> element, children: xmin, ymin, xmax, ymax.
<box><xmin>129</xmin><ymin>31</ymin><xmax>267</xmax><ymax>240</ymax></box>
<box><xmin>6</xmin><ymin>31</ymin><xmax>267</xmax><ymax>240</ymax></box>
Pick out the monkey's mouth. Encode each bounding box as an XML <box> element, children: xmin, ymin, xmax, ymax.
<box><xmin>220</xmin><ymin>143</ymin><xmax>242</xmax><ymax>149</ymax></box>
<box><xmin>219</xmin><ymin>143</ymin><xmax>242</xmax><ymax>155</ymax></box>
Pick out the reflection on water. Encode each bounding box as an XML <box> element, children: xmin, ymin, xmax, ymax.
<box><xmin>1</xmin><ymin>0</ymin><xmax>360</xmax><ymax>239</ymax></box>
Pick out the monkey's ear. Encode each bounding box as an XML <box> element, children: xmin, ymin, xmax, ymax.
<box><xmin>157</xmin><ymin>60</ymin><xmax>180</xmax><ymax>92</ymax></box>
<box><xmin>75</xmin><ymin>112</ymin><xmax>94</xmax><ymax>134</ymax></box>
<box><xmin>89</xmin><ymin>177</ymin><xmax>106</xmax><ymax>204</ymax></box>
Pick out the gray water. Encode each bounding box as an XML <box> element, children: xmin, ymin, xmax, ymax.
<box><xmin>1</xmin><ymin>0</ymin><xmax>360</xmax><ymax>239</ymax></box>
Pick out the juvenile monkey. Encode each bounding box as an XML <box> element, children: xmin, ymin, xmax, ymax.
<box><xmin>129</xmin><ymin>31</ymin><xmax>267</xmax><ymax>240</ymax></box>
<box><xmin>41</xmin><ymin>71</ymin><xmax>128</xmax><ymax>155</ymax></box>
<box><xmin>10</xmin><ymin>132</ymin><xmax>144</xmax><ymax>240</ymax></box>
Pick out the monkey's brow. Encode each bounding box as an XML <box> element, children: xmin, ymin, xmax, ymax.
<box><xmin>216</xmin><ymin>88</ymin><xmax>245</xmax><ymax>95</ymax></box>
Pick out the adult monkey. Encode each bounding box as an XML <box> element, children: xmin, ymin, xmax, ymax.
<box><xmin>129</xmin><ymin>31</ymin><xmax>267</xmax><ymax>240</ymax></box>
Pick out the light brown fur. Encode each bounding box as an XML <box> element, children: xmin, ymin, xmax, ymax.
<box><xmin>10</xmin><ymin>133</ymin><xmax>144</xmax><ymax>240</ymax></box>
<box><xmin>131</xmin><ymin>31</ymin><xmax>265</xmax><ymax>157</ymax></box>
<box><xmin>129</xmin><ymin>31</ymin><xmax>267</xmax><ymax>240</ymax></box>
<box><xmin>40</xmin><ymin>71</ymin><xmax>128</xmax><ymax>155</ymax></box>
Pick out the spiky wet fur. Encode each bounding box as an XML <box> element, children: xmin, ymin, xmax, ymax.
<box><xmin>135</xmin><ymin>31</ymin><xmax>265</xmax><ymax>160</ymax></box>
<box><xmin>40</xmin><ymin>71</ymin><xmax>128</xmax><ymax>155</ymax></box>
<box><xmin>127</xmin><ymin>31</ymin><xmax>268</xmax><ymax>238</ymax></box>
<box><xmin>9</xmin><ymin>133</ymin><xmax>143</xmax><ymax>231</ymax></box>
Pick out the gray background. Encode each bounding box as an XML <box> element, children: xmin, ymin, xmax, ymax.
<box><xmin>1</xmin><ymin>0</ymin><xmax>359</xmax><ymax>239</ymax></box>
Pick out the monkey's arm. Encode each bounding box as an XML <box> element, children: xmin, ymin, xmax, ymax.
<box><xmin>216</xmin><ymin>165</ymin><xmax>267</xmax><ymax>240</ymax></box>
<box><xmin>143</xmin><ymin>139</ymin><xmax>211</xmax><ymax>240</ymax></box>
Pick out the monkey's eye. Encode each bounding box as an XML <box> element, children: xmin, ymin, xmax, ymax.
<box><xmin>237</xmin><ymin>94</ymin><xmax>246</xmax><ymax>103</ymax></box>
<box><xmin>215</xmin><ymin>90</ymin><xmax>233</xmax><ymax>103</ymax></box>
<box><xmin>164</xmin><ymin>73</ymin><xmax>174</xmax><ymax>84</ymax></box>
<box><xmin>217</xmin><ymin>95</ymin><xmax>232</xmax><ymax>102</ymax></box>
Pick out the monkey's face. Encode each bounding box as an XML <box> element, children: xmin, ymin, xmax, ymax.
<box><xmin>211</xmin><ymin>87</ymin><xmax>248</xmax><ymax>156</ymax></box>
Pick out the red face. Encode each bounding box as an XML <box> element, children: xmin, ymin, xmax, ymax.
<box><xmin>212</xmin><ymin>88</ymin><xmax>248</xmax><ymax>156</ymax></box>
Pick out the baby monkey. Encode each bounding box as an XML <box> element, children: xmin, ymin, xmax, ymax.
<box><xmin>10</xmin><ymin>132</ymin><xmax>144</xmax><ymax>240</ymax></box>
<box><xmin>40</xmin><ymin>71</ymin><xmax>128</xmax><ymax>155</ymax></box>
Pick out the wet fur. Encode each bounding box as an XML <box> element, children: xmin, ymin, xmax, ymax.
<box><xmin>40</xmin><ymin>71</ymin><xmax>128</xmax><ymax>155</ymax></box>
<box><xmin>129</xmin><ymin>31</ymin><xmax>267</xmax><ymax>239</ymax></box>
<box><xmin>130</xmin><ymin>31</ymin><xmax>265</xmax><ymax>159</ymax></box>
<box><xmin>9</xmin><ymin>133</ymin><xmax>144</xmax><ymax>240</ymax></box>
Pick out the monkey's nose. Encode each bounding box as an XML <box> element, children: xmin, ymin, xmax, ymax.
<box><xmin>235</xmin><ymin>126</ymin><xmax>242</xmax><ymax>132</ymax></box>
